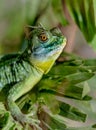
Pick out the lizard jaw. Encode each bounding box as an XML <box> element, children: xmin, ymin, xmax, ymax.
<box><xmin>30</xmin><ymin>37</ymin><xmax>66</xmax><ymax>74</ymax></box>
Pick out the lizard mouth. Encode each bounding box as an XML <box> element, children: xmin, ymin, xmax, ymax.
<box><xmin>47</xmin><ymin>37</ymin><xmax>67</xmax><ymax>56</ymax></box>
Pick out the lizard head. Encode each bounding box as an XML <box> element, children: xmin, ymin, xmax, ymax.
<box><xmin>28</xmin><ymin>24</ymin><xmax>66</xmax><ymax>73</ymax></box>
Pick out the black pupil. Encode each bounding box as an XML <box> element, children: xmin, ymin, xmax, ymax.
<box><xmin>40</xmin><ymin>34</ymin><xmax>47</xmax><ymax>41</ymax></box>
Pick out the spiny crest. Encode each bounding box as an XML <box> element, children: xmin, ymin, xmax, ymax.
<box><xmin>24</xmin><ymin>23</ymin><xmax>45</xmax><ymax>39</ymax></box>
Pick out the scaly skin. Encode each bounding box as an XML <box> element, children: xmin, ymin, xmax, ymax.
<box><xmin>0</xmin><ymin>25</ymin><xmax>66</xmax><ymax>129</ymax></box>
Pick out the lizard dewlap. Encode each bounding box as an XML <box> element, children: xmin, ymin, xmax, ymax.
<box><xmin>0</xmin><ymin>24</ymin><xmax>66</xmax><ymax>129</ymax></box>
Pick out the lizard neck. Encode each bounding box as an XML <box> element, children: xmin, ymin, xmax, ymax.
<box><xmin>29</xmin><ymin>57</ymin><xmax>55</xmax><ymax>74</ymax></box>
<box><xmin>29</xmin><ymin>46</ymin><xmax>65</xmax><ymax>74</ymax></box>
<box><xmin>22</xmin><ymin>42</ymin><xmax>54</xmax><ymax>74</ymax></box>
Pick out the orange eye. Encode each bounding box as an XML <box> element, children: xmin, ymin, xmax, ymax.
<box><xmin>39</xmin><ymin>33</ymin><xmax>48</xmax><ymax>41</ymax></box>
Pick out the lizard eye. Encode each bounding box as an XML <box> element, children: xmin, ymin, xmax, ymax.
<box><xmin>38</xmin><ymin>33</ymin><xmax>48</xmax><ymax>42</ymax></box>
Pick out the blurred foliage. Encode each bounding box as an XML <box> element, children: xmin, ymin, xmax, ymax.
<box><xmin>0</xmin><ymin>0</ymin><xmax>96</xmax><ymax>53</ymax></box>
<box><xmin>66</xmin><ymin>0</ymin><xmax>96</xmax><ymax>48</ymax></box>
<box><xmin>0</xmin><ymin>0</ymin><xmax>96</xmax><ymax>130</ymax></box>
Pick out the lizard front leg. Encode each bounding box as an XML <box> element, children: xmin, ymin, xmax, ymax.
<box><xmin>7</xmin><ymin>71</ymin><xmax>43</xmax><ymax>130</ymax></box>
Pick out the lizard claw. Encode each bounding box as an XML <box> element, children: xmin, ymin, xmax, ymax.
<box><xmin>15</xmin><ymin>113</ymin><xmax>42</xmax><ymax>130</ymax></box>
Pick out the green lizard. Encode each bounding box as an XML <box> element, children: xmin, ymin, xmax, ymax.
<box><xmin>0</xmin><ymin>24</ymin><xmax>66</xmax><ymax>129</ymax></box>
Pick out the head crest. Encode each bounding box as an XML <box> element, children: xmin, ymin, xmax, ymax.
<box><xmin>24</xmin><ymin>23</ymin><xmax>45</xmax><ymax>39</ymax></box>
<box><xmin>25</xmin><ymin>23</ymin><xmax>44</xmax><ymax>29</ymax></box>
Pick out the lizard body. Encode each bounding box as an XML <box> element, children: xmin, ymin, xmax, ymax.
<box><xmin>0</xmin><ymin>25</ymin><xmax>66</xmax><ymax>129</ymax></box>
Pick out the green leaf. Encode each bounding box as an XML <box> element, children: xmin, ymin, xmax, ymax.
<box><xmin>0</xmin><ymin>102</ymin><xmax>23</xmax><ymax>130</ymax></box>
<box><xmin>59</xmin><ymin>102</ymin><xmax>86</xmax><ymax>122</ymax></box>
<box><xmin>66</xmin><ymin>0</ymin><xmax>96</xmax><ymax>48</ymax></box>
<box><xmin>39</xmin><ymin>110</ymin><xmax>67</xmax><ymax>130</ymax></box>
<box><xmin>38</xmin><ymin>57</ymin><xmax>95</xmax><ymax>101</ymax></box>
<box><xmin>64</xmin><ymin>83</ymin><xmax>91</xmax><ymax>100</ymax></box>
<box><xmin>38</xmin><ymin>92</ymin><xmax>60</xmax><ymax>114</ymax></box>
<box><xmin>52</xmin><ymin>0</ymin><xmax>68</xmax><ymax>25</ymax></box>
<box><xmin>65</xmin><ymin>72</ymin><xmax>94</xmax><ymax>84</ymax></box>
<box><xmin>92</xmin><ymin>124</ymin><xmax>96</xmax><ymax>128</ymax></box>
<box><xmin>65</xmin><ymin>126</ymin><xmax>96</xmax><ymax>130</ymax></box>
<box><xmin>38</xmin><ymin>78</ymin><xmax>91</xmax><ymax>100</ymax></box>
